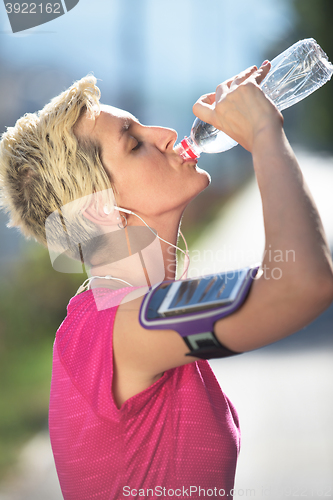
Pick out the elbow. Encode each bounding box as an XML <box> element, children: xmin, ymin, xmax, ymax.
<box><xmin>307</xmin><ymin>251</ymin><xmax>333</xmax><ymax>308</ymax></box>
<box><xmin>314</xmin><ymin>261</ymin><xmax>333</xmax><ymax>302</ymax></box>
<box><xmin>297</xmin><ymin>272</ymin><xmax>333</xmax><ymax>317</ymax></box>
<box><xmin>318</xmin><ymin>274</ymin><xmax>333</xmax><ymax>307</ymax></box>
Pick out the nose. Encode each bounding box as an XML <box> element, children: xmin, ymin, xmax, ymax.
<box><xmin>147</xmin><ymin>126</ymin><xmax>178</xmax><ymax>152</ymax></box>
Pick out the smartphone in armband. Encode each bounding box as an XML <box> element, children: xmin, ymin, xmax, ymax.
<box><xmin>139</xmin><ymin>265</ymin><xmax>259</xmax><ymax>360</ymax></box>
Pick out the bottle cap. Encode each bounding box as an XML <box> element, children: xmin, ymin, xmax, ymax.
<box><xmin>174</xmin><ymin>137</ymin><xmax>200</xmax><ymax>160</ymax></box>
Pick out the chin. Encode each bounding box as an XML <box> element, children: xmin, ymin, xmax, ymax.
<box><xmin>195</xmin><ymin>165</ymin><xmax>211</xmax><ymax>186</ymax></box>
<box><xmin>187</xmin><ymin>168</ymin><xmax>211</xmax><ymax>205</ymax></box>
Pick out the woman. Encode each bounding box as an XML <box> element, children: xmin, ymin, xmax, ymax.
<box><xmin>0</xmin><ymin>62</ymin><xmax>332</xmax><ymax>499</ymax></box>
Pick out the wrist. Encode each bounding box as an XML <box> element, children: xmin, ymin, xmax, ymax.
<box><xmin>251</xmin><ymin>115</ymin><xmax>285</xmax><ymax>155</ymax></box>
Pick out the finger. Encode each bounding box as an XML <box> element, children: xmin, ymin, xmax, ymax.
<box><xmin>199</xmin><ymin>92</ymin><xmax>216</xmax><ymax>106</ymax></box>
<box><xmin>229</xmin><ymin>65</ymin><xmax>258</xmax><ymax>89</ymax></box>
<box><xmin>254</xmin><ymin>60</ymin><xmax>271</xmax><ymax>85</ymax></box>
<box><xmin>192</xmin><ymin>96</ymin><xmax>216</xmax><ymax>124</ymax></box>
<box><xmin>224</xmin><ymin>66</ymin><xmax>258</xmax><ymax>88</ymax></box>
<box><xmin>215</xmin><ymin>81</ymin><xmax>230</xmax><ymax>103</ymax></box>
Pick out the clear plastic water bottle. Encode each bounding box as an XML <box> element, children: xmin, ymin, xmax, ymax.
<box><xmin>175</xmin><ymin>38</ymin><xmax>333</xmax><ymax>159</ymax></box>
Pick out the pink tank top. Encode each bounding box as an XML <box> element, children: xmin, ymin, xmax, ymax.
<box><xmin>49</xmin><ymin>287</ymin><xmax>241</xmax><ymax>499</ymax></box>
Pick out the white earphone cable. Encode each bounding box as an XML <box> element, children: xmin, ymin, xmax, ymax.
<box><xmin>76</xmin><ymin>205</ymin><xmax>190</xmax><ymax>295</ymax></box>
<box><xmin>76</xmin><ymin>275</ymin><xmax>133</xmax><ymax>295</ymax></box>
<box><xmin>118</xmin><ymin>208</ymin><xmax>190</xmax><ymax>280</ymax></box>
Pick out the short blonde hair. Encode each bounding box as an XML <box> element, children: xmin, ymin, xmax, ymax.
<box><xmin>0</xmin><ymin>75</ymin><xmax>113</xmax><ymax>256</ymax></box>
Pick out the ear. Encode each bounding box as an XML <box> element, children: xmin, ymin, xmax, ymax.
<box><xmin>82</xmin><ymin>203</ymin><xmax>122</xmax><ymax>227</ymax></box>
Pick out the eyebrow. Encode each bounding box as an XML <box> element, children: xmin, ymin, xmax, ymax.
<box><xmin>118</xmin><ymin>118</ymin><xmax>131</xmax><ymax>141</ymax></box>
<box><xmin>118</xmin><ymin>115</ymin><xmax>140</xmax><ymax>141</ymax></box>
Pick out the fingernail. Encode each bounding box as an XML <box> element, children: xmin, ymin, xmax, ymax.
<box><xmin>261</xmin><ymin>60</ymin><xmax>269</xmax><ymax>66</ymax></box>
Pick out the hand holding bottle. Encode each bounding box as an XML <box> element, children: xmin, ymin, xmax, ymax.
<box><xmin>192</xmin><ymin>62</ymin><xmax>283</xmax><ymax>153</ymax></box>
<box><xmin>175</xmin><ymin>39</ymin><xmax>333</xmax><ymax>159</ymax></box>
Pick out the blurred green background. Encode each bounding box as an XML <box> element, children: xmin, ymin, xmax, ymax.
<box><xmin>0</xmin><ymin>0</ymin><xmax>332</xmax><ymax>486</ymax></box>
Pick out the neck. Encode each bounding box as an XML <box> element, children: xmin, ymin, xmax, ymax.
<box><xmin>88</xmin><ymin>211</ymin><xmax>187</xmax><ymax>289</ymax></box>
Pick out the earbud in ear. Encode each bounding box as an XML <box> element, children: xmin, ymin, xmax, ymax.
<box><xmin>103</xmin><ymin>205</ymin><xmax>113</xmax><ymax>216</ymax></box>
<box><xmin>114</xmin><ymin>206</ymin><xmax>133</xmax><ymax>215</ymax></box>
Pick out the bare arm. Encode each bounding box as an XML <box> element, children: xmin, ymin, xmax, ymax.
<box><xmin>193</xmin><ymin>63</ymin><xmax>333</xmax><ymax>351</ymax></box>
<box><xmin>213</xmin><ymin>124</ymin><xmax>333</xmax><ymax>352</ymax></box>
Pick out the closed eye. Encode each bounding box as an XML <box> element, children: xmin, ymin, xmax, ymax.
<box><xmin>132</xmin><ymin>141</ymin><xmax>143</xmax><ymax>151</ymax></box>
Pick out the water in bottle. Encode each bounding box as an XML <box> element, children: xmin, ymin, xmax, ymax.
<box><xmin>175</xmin><ymin>38</ymin><xmax>333</xmax><ymax>159</ymax></box>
